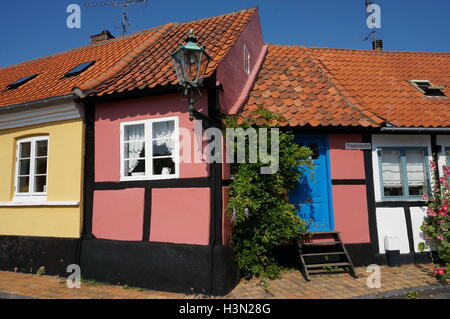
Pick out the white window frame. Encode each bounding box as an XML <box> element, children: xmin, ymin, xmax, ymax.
<box><xmin>14</xmin><ymin>136</ymin><xmax>49</xmax><ymax>201</ymax></box>
<box><xmin>244</xmin><ymin>45</ymin><xmax>251</xmax><ymax>76</ymax></box>
<box><xmin>120</xmin><ymin>116</ymin><xmax>180</xmax><ymax>181</ymax></box>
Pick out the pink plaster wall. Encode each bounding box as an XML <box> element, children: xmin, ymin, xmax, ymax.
<box><xmin>95</xmin><ymin>93</ymin><xmax>209</xmax><ymax>182</ymax></box>
<box><xmin>222</xmin><ymin>186</ymin><xmax>232</xmax><ymax>245</ymax></box>
<box><xmin>150</xmin><ymin>188</ymin><xmax>210</xmax><ymax>245</ymax></box>
<box><xmin>92</xmin><ymin>188</ymin><xmax>145</xmax><ymax>241</ymax></box>
<box><xmin>332</xmin><ymin>185</ymin><xmax>370</xmax><ymax>244</ymax></box>
<box><xmin>329</xmin><ymin>134</ymin><xmax>365</xmax><ymax>180</ymax></box>
<box><xmin>217</xmin><ymin>9</ymin><xmax>264</xmax><ymax>115</ymax></box>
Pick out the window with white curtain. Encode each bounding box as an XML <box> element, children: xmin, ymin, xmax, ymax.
<box><xmin>120</xmin><ymin>117</ymin><xmax>178</xmax><ymax>180</ymax></box>
<box><xmin>378</xmin><ymin>148</ymin><xmax>428</xmax><ymax>199</ymax></box>
<box><xmin>15</xmin><ymin>136</ymin><xmax>49</xmax><ymax>199</ymax></box>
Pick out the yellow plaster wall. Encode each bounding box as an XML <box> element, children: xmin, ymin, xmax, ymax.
<box><xmin>0</xmin><ymin>119</ymin><xmax>84</xmax><ymax>238</ymax></box>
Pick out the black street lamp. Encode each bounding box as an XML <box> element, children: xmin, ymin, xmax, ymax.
<box><xmin>170</xmin><ymin>29</ymin><xmax>212</xmax><ymax>122</ymax></box>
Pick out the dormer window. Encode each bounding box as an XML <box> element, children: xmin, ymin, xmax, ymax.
<box><xmin>409</xmin><ymin>80</ymin><xmax>446</xmax><ymax>97</ymax></box>
<box><xmin>7</xmin><ymin>74</ymin><xmax>39</xmax><ymax>90</ymax></box>
<box><xmin>244</xmin><ymin>45</ymin><xmax>251</xmax><ymax>76</ymax></box>
<box><xmin>64</xmin><ymin>61</ymin><xmax>96</xmax><ymax>78</ymax></box>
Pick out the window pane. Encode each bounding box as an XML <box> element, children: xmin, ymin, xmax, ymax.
<box><xmin>34</xmin><ymin>176</ymin><xmax>47</xmax><ymax>193</ymax></box>
<box><xmin>124</xmin><ymin>124</ymin><xmax>145</xmax><ymax>142</ymax></box>
<box><xmin>406</xmin><ymin>150</ymin><xmax>426</xmax><ymax>196</ymax></box>
<box><xmin>19</xmin><ymin>142</ymin><xmax>31</xmax><ymax>158</ymax></box>
<box><xmin>125</xmin><ymin>159</ymin><xmax>145</xmax><ymax>176</ymax></box>
<box><xmin>19</xmin><ymin>159</ymin><xmax>30</xmax><ymax>175</ymax></box>
<box><xmin>18</xmin><ymin>176</ymin><xmax>29</xmax><ymax>193</ymax></box>
<box><xmin>153</xmin><ymin>139</ymin><xmax>175</xmax><ymax>157</ymax></box>
<box><xmin>35</xmin><ymin>158</ymin><xmax>47</xmax><ymax>174</ymax></box>
<box><xmin>153</xmin><ymin>121</ymin><xmax>174</xmax><ymax>139</ymax></box>
<box><xmin>36</xmin><ymin>140</ymin><xmax>48</xmax><ymax>157</ymax></box>
<box><xmin>446</xmin><ymin>149</ymin><xmax>450</xmax><ymax>166</ymax></box>
<box><xmin>153</xmin><ymin>158</ymin><xmax>175</xmax><ymax>176</ymax></box>
<box><xmin>381</xmin><ymin>150</ymin><xmax>403</xmax><ymax>197</ymax></box>
<box><xmin>124</xmin><ymin>141</ymin><xmax>145</xmax><ymax>159</ymax></box>
<box><xmin>308</xmin><ymin>143</ymin><xmax>319</xmax><ymax>160</ymax></box>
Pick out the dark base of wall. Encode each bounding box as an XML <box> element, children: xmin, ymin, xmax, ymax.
<box><xmin>0</xmin><ymin>235</ymin><xmax>79</xmax><ymax>276</ymax></box>
<box><xmin>79</xmin><ymin>238</ymin><xmax>239</xmax><ymax>296</ymax></box>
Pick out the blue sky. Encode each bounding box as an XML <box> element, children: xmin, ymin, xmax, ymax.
<box><xmin>0</xmin><ymin>0</ymin><xmax>449</xmax><ymax>68</ymax></box>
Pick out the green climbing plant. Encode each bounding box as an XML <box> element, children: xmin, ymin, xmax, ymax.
<box><xmin>224</xmin><ymin>108</ymin><xmax>312</xmax><ymax>279</ymax></box>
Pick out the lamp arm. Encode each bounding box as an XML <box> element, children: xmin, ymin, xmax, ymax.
<box><xmin>188</xmin><ymin>97</ymin><xmax>216</xmax><ymax>129</ymax></box>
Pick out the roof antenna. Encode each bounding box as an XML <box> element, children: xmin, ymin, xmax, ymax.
<box><xmin>84</xmin><ymin>0</ymin><xmax>149</xmax><ymax>35</ymax></box>
<box><xmin>363</xmin><ymin>0</ymin><xmax>383</xmax><ymax>50</ymax></box>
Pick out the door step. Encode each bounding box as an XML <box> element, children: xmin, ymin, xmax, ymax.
<box><xmin>305</xmin><ymin>262</ymin><xmax>351</xmax><ymax>269</ymax></box>
<box><xmin>296</xmin><ymin>231</ymin><xmax>358</xmax><ymax>281</ymax></box>
<box><xmin>302</xmin><ymin>252</ymin><xmax>346</xmax><ymax>257</ymax></box>
<box><xmin>302</xmin><ymin>241</ymin><xmax>341</xmax><ymax>246</ymax></box>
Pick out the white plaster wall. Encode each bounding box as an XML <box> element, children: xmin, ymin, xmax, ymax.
<box><xmin>376</xmin><ymin>207</ymin><xmax>410</xmax><ymax>254</ymax></box>
<box><xmin>437</xmin><ymin>135</ymin><xmax>450</xmax><ymax>176</ymax></box>
<box><xmin>371</xmin><ymin>135</ymin><xmax>432</xmax><ymax>202</ymax></box>
<box><xmin>410</xmin><ymin>206</ymin><xmax>429</xmax><ymax>252</ymax></box>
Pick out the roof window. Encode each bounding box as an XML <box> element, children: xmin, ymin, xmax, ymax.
<box><xmin>409</xmin><ymin>80</ymin><xmax>446</xmax><ymax>97</ymax></box>
<box><xmin>7</xmin><ymin>74</ymin><xmax>39</xmax><ymax>90</ymax></box>
<box><xmin>64</xmin><ymin>61</ymin><xmax>96</xmax><ymax>78</ymax></box>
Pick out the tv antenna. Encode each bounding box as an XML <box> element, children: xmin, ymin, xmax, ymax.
<box><xmin>363</xmin><ymin>0</ymin><xmax>377</xmax><ymax>42</ymax></box>
<box><xmin>84</xmin><ymin>0</ymin><xmax>149</xmax><ymax>35</ymax></box>
<box><xmin>363</xmin><ymin>0</ymin><xmax>383</xmax><ymax>50</ymax></box>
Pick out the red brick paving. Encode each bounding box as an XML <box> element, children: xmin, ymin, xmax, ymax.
<box><xmin>0</xmin><ymin>263</ymin><xmax>441</xmax><ymax>299</ymax></box>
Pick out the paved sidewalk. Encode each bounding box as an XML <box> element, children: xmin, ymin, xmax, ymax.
<box><xmin>0</xmin><ymin>264</ymin><xmax>444</xmax><ymax>299</ymax></box>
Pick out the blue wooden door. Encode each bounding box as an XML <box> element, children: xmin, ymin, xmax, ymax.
<box><xmin>289</xmin><ymin>135</ymin><xmax>334</xmax><ymax>232</ymax></box>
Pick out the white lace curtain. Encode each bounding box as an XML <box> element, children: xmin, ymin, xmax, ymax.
<box><xmin>125</xmin><ymin>124</ymin><xmax>145</xmax><ymax>173</ymax></box>
<box><xmin>153</xmin><ymin>121</ymin><xmax>175</xmax><ymax>153</ymax></box>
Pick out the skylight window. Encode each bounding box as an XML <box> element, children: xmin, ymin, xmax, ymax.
<box><xmin>64</xmin><ymin>61</ymin><xmax>96</xmax><ymax>78</ymax></box>
<box><xmin>7</xmin><ymin>74</ymin><xmax>38</xmax><ymax>90</ymax></box>
<box><xmin>409</xmin><ymin>80</ymin><xmax>446</xmax><ymax>97</ymax></box>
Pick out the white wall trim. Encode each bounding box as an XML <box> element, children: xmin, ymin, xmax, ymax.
<box><xmin>0</xmin><ymin>201</ymin><xmax>79</xmax><ymax>207</ymax></box>
<box><xmin>0</xmin><ymin>104</ymin><xmax>83</xmax><ymax>130</ymax></box>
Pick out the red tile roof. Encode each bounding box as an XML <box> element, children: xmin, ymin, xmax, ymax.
<box><xmin>243</xmin><ymin>45</ymin><xmax>450</xmax><ymax>128</ymax></box>
<box><xmin>90</xmin><ymin>8</ymin><xmax>257</xmax><ymax>97</ymax></box>
<box><xmin>0</xmin><ymin>25</ymin><xmax>171</xmax><ymax>107</ymax></box>
<box><xmin>305</xmin><ymin>47</ymin><xmax>450</xmax><ymax>127</ymax></box>
<box><xmin>0</xmin><ymin>8</ymin><xmax>257</xmax><ymax>107</ymax></box>
<box><xmin>242</xmin><ymin>45</ymin><xmax>383</xmax><ymax>127</ymax></box>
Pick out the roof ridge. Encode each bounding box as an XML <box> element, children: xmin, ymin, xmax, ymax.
<box><xmin>0</xmin><ymin>25</ymin><xmax>171</xmax><ymax>73</ymax></box>
<box><xmin>300</xmin><ymin>47</ymin><xmax>385</xmax><ymax>126</ymax></box>
<box><xmin>178</xmin><ymin>7</ymin><xmax>258</xmax><ymax>26</ymax></box>
<box><xmin>266</xmin><ymin>43</ymin><xmax>450</xmax><ymax>55</ymax></box>
<box><xmin>90</xmin><ymin>7</ymin><xmax>259</xmax><ymax>97</ymax></box>
<box><xmin>73</xmin><ymin>23</ymin><xmax>176</xmax><ymax>98</ymax></box>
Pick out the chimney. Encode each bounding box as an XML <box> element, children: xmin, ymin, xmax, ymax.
<box><xmin>372</xmin><ymin>38</ymin><xmax>383</xmax><ymax>51</ymax></box>
<box><xmin>90</xmin><ymin>30</ymin><xmax>115</xmax><ymax>44</ymax></box>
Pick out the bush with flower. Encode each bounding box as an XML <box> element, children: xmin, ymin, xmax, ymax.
<box><xmin>419</xmin><ymin>161</ymin><xmax>450</xmax><ymax>281</ymax></box>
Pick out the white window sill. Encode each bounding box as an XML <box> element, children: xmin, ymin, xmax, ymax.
<box><xmin>0</xmin><ymin>201</ymin><xmax>80</xmax><ymax>207</ymax></box>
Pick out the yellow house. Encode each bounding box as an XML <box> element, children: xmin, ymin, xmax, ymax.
<box><xmin>0</xmin><ymin>28</ymin><xmax>168</xmax><ymax>274</ymax></box>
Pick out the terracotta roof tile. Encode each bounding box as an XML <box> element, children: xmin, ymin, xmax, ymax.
<box><xmin>242</xmin><ymin>45</ymin><xmax>381</xmax><ymax>127</ymax></box>
<box><xmin>242</xmin><ymin>45</ymin><xmax>450</xmax><ymax>128</ymax></box>
<box><xmin>0</xmin><ymin>25</ymin><xmax>170</xmax><ymax>107</ymax></box>
<box><xmin>0</xmin><ymin>8</ymin><xmax>257</xmax><ymax>107</ymax></box>
<box><xmin>92</xmin><ymin>8</ymin><xmax>257</xmax><ymax>96</ymax></box>
<box><xmin>305</xmin><ymin>47</ymin><xmax>450</xmax><ymax>128</ymax></box>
